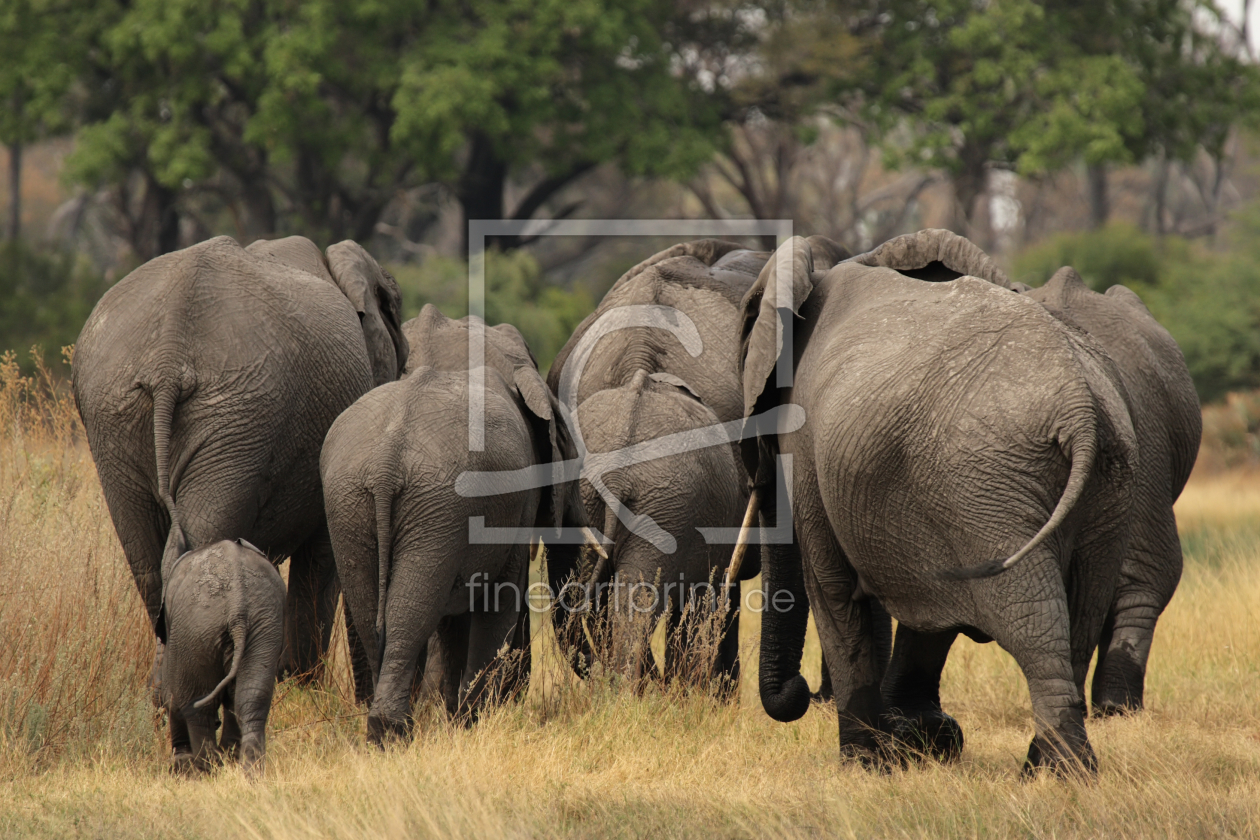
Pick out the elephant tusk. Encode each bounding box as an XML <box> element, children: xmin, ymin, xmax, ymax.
<box><xmin>582</xmin><ymin>526</ymin><xmax>609</xmax><ymax>560</ymax></box>
<box><xmin>724</xmin><ymin>488</ymin><xmax>762</xmax><ymax>594</ymax></box>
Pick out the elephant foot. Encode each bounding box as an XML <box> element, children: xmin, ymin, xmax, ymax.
<box><xmin>1022</xmin><ymin>734</ymin><xmax>1097</xmax><ymax>779</ymax></box>
<box><xmin>1093</xmin><ymin>696</ymin><xmax>1143</xmax><ymax>718</ymax></box>
<box><xmin>885</xmin><ymin>709</ymin><xmax>964</xmax><ymax>762</ymax></box>
<box><xmin>839</xmin><ymin>736</ymin><xmax>905</xmax><ymax>774</ymax></box>
<box><xmin>366</xmin><ymin>714</ymin><xmax>412</xmax><ymax>747</ymax></box>
<box><xmin>1091</xmin><ymin>647</ymin><xmax>1146</xmax><ymax>717</ymax></box>
<box><xmin>169</xmin><ymin>751</ymin><xmax>198</xmax><ymax>777</ymax></box>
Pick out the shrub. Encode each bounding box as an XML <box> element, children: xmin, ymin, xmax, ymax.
<box><xmin>388</xmin><ymin>250</ymin><xmax>593</xmax><ymax>374</ymax></box>
<box><xmin>0</xmin><ymin>241</ymin><xmax>111</xmax><ymax>376</ymax></box>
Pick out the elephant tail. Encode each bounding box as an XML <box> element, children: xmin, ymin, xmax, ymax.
<box><xmin>191</xmin><ymin>561</ymin><xmax>249</xmax><ymax>711</ymax></box>
<box><xmin>152</xmin><ymin>380</ymin><xmax>187</xmax><ymax>643</ymax></box>
<box><xmin>374</xmin><ymin>488</ymin><xmax>393</xmax><ymax>672</ymax></box>
<box><xmin>943</xmin><ymin>422</ymin><xmax>1097</xmax><ymax>581</ymax></box>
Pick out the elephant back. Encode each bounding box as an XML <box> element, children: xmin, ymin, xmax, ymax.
<box><xmin>849</xmin><ymin>228</ymin><xmax>1015</xmax><ymax>289</ymax></box>
<box><xmin>547</xmin><ymin>239</ymin><xmax>772</xmax><ymax>423</ymax></box>
<box><xmin>75</xmin><ymin>237</ymin><xmax>373</xmax><ymax>412</ymax></box>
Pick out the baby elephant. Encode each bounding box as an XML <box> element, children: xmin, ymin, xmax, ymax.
<box><xmin>157</xmin><ymin>539</ymin><xmax>286</xmax><ymax>775</ymax></box>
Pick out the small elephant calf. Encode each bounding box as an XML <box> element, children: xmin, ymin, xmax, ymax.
<box><xmin>157</xmin><ymin>538</ymin><xmax>286</xmax><ymax>775</ymax></box>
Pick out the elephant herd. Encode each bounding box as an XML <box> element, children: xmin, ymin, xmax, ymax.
<box><xmin>71</xmin><ymin>228</ymin><xmax>1200</xmax><ymax>777</ymax></box>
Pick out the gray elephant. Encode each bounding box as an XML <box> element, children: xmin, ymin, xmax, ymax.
<box><xmin>158</xmin><ymin>538</ymin><xmax>286</xmax><ymax>775</ymax></box>
<box><xmin>569</xmin><ymin>369</ymin><xmax>747</xmax><ymax>686</ymax></box>
<box><xmin>1025</xmin><ymin>267</ymin><xmax>1201</xmax><ymax>714</ymax></box>
<box><xmin>738</xmin><ymin>236</ymin><xmax>1136</xmax><ymax>773</ymax></box>
<box><xmin>322</xmin><ymin>306</ymin><xmax>589</xmax><ymax>743</ymax></box>
<box><xmin>545</xmin><ymin>238</ymin><xmax>847</xmax><ymax>674</ymax></box>
<box><xmin>73</xmin><ymin>235</ymin><xmax>408</xmax><ymax>691</ymax></box>
<box><xmin>858</xmin><ymin>230</ymin><xmax>1200</xmax><ymax>720</ymax></box>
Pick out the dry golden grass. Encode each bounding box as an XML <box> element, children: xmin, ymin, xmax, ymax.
<box><xmin>3</xmin><ymin>350</ymin><xmax>1259</xmax><ymax>838</ymax></box>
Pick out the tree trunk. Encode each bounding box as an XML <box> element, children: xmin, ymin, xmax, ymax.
<box><xmin>131</xmin><ymin>175</ymin><xmax>181</xmax><ymax>261</ymax></box>
<box><xmin>240</xmin><ymin>177</ymin><xmax>276</xmax><ymax>242</ymax></box>
<box><xmin>1087</xmin><ymin>162</ymin><xmax>1109</xmax><ymax>229</ymax></box>
<box><xmin>456</xmin><ymin>132</ymin><xmax>508</xmax><ymax>257</ymax></box>
<box><xmin>1150</xmin><ymin>155</ymin><xmax>1170</xmax><ymax>237</ymax></box>
<box><xmin>7</xmin><ymin>88</ymin><xmax>22</xmax><ymax>242</ymax></box>
<box><xmin>950</xmin><ymin>147</ymin><xmax>989</xmax><ymax>239</ymax></box>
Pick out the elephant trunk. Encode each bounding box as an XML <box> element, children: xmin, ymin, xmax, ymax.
<box><xmin>757</xmin><ymin>465</ymin><xmax>811</xmax><ymax>723</ymax></box>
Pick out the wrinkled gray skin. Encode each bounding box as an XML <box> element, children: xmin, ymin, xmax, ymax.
<box><xmin>573</xmin><ymin>370</ymin><xmax>746</xmax><ymax>684</ymax></box>
<box><xmin>73</xmin><ymin>236</ymin><xmax>408</xmax><ymax>691</ymax></box>
<box><xmin>1026</xmin><ymin>268</ymin><xmax>1201</xmax><ymax>714</ymax></box>
<box><xmin>744</xmin><ymin>236</ymin><xmax>1137</xmax><ymax>774</ymax></box>
<box><xmin>859</xmin><ymin>230</ymin><xmax>1200</xmax><ymax>724</ymax></box>
<box><xmin>546</xmin><ymin>238</ymin><xmax>848</xmax><ymax>676</ymax></box>
<box><xmin>322</xmin><ymin>305</ymin><xmax>585</xmax><ymax>744</ymax></box>
<box><xmin>158</xmin><ymin>539</ymin><xmax>286</xmax><ymax>776</ymax></box>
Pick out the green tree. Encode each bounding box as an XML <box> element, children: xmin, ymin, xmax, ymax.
<box><xmin>65</xmin><ymin>0</ymin><xmax>728</xmax><ymax>257</ymax></box>
<box><xmin>0</xmin><ymin>0</ymin><xmax>80</xmax><ymax>240</ymax></box>
<box><xmin>826</xmin><ymin>0</ymin><xmax>1256</xmax><ymax>234</ymax></box>
<box><xmin>390</xmin><ymin>250</ymin><xmax>592</xmax><ymax>372</ymax></box>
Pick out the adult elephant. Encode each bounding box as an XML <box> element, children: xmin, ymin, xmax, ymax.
<box><xmin>545</xmin><ymin>237</ymin><xmax>849</xmax><ymax>674</ymax></box>
<box><xmin>737</xmin><ymin>237</ymin><xmax>1137</xmax><ymax>773</ymax></box>
<box><xmin>322</xmin><ymin>306</ymin><xmax>589</xmax><ymax>742</ymax></box>
<box><xmin>73</xmin><ymin>235</ymin><xmax>408</xmax><ymax>686</ymax></box>
<box><xmin>1026</xmin><ymin>268</ymin><xmax>1200</xmax><ymax>714</ymax></box>
<box><xmin>858</xmin><ymin>230</ymin><xmax>1200</xmax><ymax>720</ymax></box>
<box><xmin>569</xmin><ymin>369</ymin><xmax>747</xmax><ymax>687</ymax></box>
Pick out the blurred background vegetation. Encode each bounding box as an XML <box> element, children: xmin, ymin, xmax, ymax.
<box><xmin>3</xmin><ymin>0</ymin><xmax>1260</xmax><ymax>393</ymax></box>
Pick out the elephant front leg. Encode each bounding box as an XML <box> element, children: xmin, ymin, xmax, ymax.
<box><xmin>882</xmin><ymin>626</ymin><xmax>963</xmax><ymax>761</ymax></box>
<box><xmin>796</xmin><ymin>523</ymin><xmax>890</xmax><ymax>766</ymax></box>
<box><xmin>284</xmin><ymin>526</ymin><xmax>340</xmax><ymax>684</ymax></box>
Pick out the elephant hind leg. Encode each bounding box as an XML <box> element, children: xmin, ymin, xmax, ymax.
<box><xmin>881</xmin><ymin>626</ymin><xmax>963</xmax><ymax>762</ymax></box>
<box><xmin>343</xmin><ymin>598</ymin><xmax>374</xmax><ymax>706</ymax></box>
<box><xmin>1092</xmin><ymin>508</ymin><xmax>1182</xmax><ymax>716</ymax></box>
<box><xmin>459</xmin><ymin>551</ymin><xmax>531</xmax><ymax>721</ymax></box>
<box><xmin>368</xmin><ymin>613</ymin><xmax>438</xmax><ymax>747</ymax></box>
<box><xmin>796</xmin><ymin>511</ymin><xmax>888</xmax><ymax>765</ymax></box>
<box><xmin>985</xmin><ymin>576</ymin><xmax>1096</xmax><ymax>777</ymax></box>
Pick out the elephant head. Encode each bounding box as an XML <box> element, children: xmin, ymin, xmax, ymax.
<box><xmin>246</xmin><ymin>236</ymin><xmax>409</xmax><ymax>386</ymax></box>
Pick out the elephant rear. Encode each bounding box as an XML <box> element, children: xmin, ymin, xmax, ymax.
<box><xmin>160</xmin><ymin>539</ymin><xmax>285</xmax><ymax>774</ymax></box>
<box><xmin>322</xmin><ymin>366</ymin><xmax>546</xmax><ymax>743</ymax></box>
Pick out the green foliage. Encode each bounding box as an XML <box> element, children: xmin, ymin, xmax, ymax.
<box><xmin>0</xmin><ymin>241</ymin><xmax>110</xmax><ymax>374</ymax></box>
<box><xmin>389</xmin><ymin>250</ymin><xmax>593</xmax><ymax>373</ymax></box>
<box><xmin>61</xmin><ymin>0</ymin><xmax>724</xmax><ymax>248</ymax></box>
<box><xmin>1012</xmin><ymin>223</ymin><xmax>1171</xmax><ymax>294</ymax></box>
<box><xmin>1012</xmin><ymin>220</ymin><xmax>1260</xmax><ymax>403</ymax></box>
<box><xmin>841</xmin><ymin>0</ymin><xmax>1257</xmax><ymax>193</ymax></box>
<box><xmin>0</xmin><ymin>0</ymin><xmax>82</xmax><ymax>146</ymax></box>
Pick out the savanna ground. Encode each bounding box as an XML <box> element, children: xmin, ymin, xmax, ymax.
<box><xmin>2</xmin><ymin>350</ymin><xmax>1259</xmax><ymax>839</ymax></box>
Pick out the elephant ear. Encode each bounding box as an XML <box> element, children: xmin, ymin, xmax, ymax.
<box><xmin>648</xmin><ymin>371</ymin><xmax>702</xmax><ymax>401</ymax></box>
<box><xmin>511</xmin><ymin>365</ymin><xmax>580</xmax><ymax>533</ymax></box>
<box><xmin>326</xmin><ymin>241</ymin><xmax>410</xmax><ymax>386</ymax></box>
<box><xmin>739</xmin><ymin>236</ymin><xmax>817</xmax><ymax>420</ymax></box>
<box><xmin>806</xmin><ymin>235</ymin><xmax>851</xmax><ymax>271</ymax></box>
